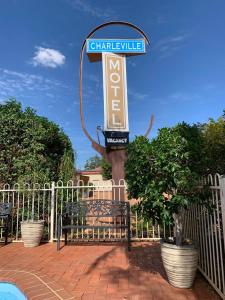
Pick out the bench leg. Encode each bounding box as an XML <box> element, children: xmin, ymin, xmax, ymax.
<box><xmin>65</xmin><ymin>229</ymin><xmax>68</xmax><ymax>245</ymax></box>
<box><xmin>57</xmin><ymin>238</ymin><xmax>60</xmax><ymax>251</ymax></box>
<box><xmin>127</xmin><ymin>230</ymin><xmax>131</xmax><ymax>252</ymax></box>
<box><xmin>5</xmin><ymin>217</ymin><xmax>9</xmax><ymax>245</ymax></box>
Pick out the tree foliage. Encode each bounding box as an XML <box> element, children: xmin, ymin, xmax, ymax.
<box><xmin>125</xmin><ymin>123</ymin><xmax>208</xmax><ymax>245</ymax></box>
<box><xmin>125</xmin><ymin>136</ymin><xmax>152</xmax><ymax>199</ymax></box>
<box><xmin>100</xmin><ymin>158</ymin><xmax>112</xmax><ymax>180</ymax></box>
<box><xmin>201</xmin><ymin>114</ymin><xmax>225</xmax><ymax>174</ymax></box>
<box><xmin>84</xmin><ymin>155</ymin><xmax>101</xmax><ymax>170</ymax></box>
<box><xmin>84</xmin><ymin>155</ymin><xmax>112</xmax><ymax>180</ymax></box>
<box><xmin>0</xmin><ymin>100</ymin><xmax>75</xmax><ymax>185</ymax></box>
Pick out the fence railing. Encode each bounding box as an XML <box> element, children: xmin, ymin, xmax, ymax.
<box><xmin>0</xmin><ymin>183</ymin><xmax>52</xmax><ymax>241</ymax></box>
<box><xmin>183</xmin><ymin>174</ymin><xmax>225</xmax><ymax>300</ymax></box>
<box><xmin>0</xmin><ymin>180</ymin><xmax>169</xmax><ymax>243</ymax></box>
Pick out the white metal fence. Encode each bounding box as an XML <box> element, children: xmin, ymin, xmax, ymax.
<box><xmin>0</xmin><ymin>180</ymin><xmax>168</xmax><ymax>243</ymax></box>
<box><xmin>0</xmin><ymin>183</ymin><xmax>52</xmax><ymax>241</ymax></box>
<box><xmin>183</xmin><ymin>174</ymin><xmax>225</xmax><ymax>299</ymax></box>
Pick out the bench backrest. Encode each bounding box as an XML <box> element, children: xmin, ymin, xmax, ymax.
<box><xmin>65</xmin><ymin>200</ymin><xmax>129</xmax><ymax>218</ymax></box>
<box><xmin>0</xmin><ymin>203</ymin><xmax>12</xmax><ymax>217</ymax></box>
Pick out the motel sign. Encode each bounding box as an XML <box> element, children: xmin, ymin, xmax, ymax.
<box><xmin>102</xmin><ymin>53</ymin><xmax>128</xmax><ymax>131</ymax></box>
<box><xmin>87</xmin><ymin>39</ymin><xmax>145</xmax><ymax>54</ymax></box>
<box><xmin>102</xmin><ymin>53</ymin><xmax>129</xmax><ymax>147</ymax></box>
<box><xmin>87</xmin><ymin>38</ymin><xmax>146</xmax><ymax>147</ymax></box>
<box><xmin>80</xmin><ymin>22</ymin><xmax>150</xmax><ymax>187</ymax></box>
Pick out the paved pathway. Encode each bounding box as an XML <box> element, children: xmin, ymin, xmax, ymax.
<box><xmin>0</xmin><ymin>242</ymin><xmax>219</xmax><ymax>299</ymax></box>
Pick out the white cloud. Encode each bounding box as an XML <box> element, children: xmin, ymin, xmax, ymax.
<box><xmin>0</xmin><ymin>68</ymin><xmax>72</xmax><ymax>102</ymax></box>
<box><xmin>154</xmin><ymin>33</ymin><xmax>190</xmax><ymax>59</ymax></box>
<box><xmin>127</xmin><ymin>60</ymin><xmax>137</xmax><ymax>68</ymax></box>
<box><xmin>128</xmin><ymin>88</ymin><xmax>149</xmax><ymax>101</ymax></box>
<box><xmin>86</xmin><ymin>74</ymin><xmax>100</xmax><ymax>84</ymax></box>
<box><xmin>67</xmin><ymin>0</ymin><xmax>115</xmax><ymax>19</ymax></box>
<box><xmin>150</xmin><ymin>91</ymin><xmax>201</xmax><ymax>105</ymax></box>
<box><xmin>169</xmin><ymin>92</ymin><xmax>200</xmax><ymax>102</ymax></box>
<box><xmin>32</xmin><ymin>47</ymin><xmax>65</xmax><ymax>68</ymax></box>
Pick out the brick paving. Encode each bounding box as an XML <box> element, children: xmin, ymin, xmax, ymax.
<box><xmin>0</xmin><ymin>242</ymin><xmax>220</xmax><ymax>300</ymax></box>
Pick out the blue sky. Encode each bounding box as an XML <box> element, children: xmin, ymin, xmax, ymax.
<box><xmin>0</xmin><ymin>1</ymin><xmax>225</xmax><ymax>169</ymax></box>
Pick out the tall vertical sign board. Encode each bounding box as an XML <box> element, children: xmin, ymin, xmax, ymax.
<box><xmin>86</xmin><ymin>38</ymin><xmax>146</xmax><ymax>148</ymax></box>
<box><xmin>81</xmin><ymin>27</ymin><xmax>148</xmax><ymax>191</ymax></box>
<box><xmin>102</xmin><ymin>53</ymin><xmax>129</xmax><ymax>147</ymax></box>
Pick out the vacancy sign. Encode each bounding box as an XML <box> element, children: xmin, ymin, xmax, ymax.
<box><xmin>102</xmin><ymin>52</ymin><xmax>129</xmax><ymax>133</ymax></box>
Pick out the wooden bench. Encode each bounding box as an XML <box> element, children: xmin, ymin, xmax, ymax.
<box><xmin>57</xmin><ymin>199</ymin><xmax>131</xmax><ymax>251</ymax></box>
<box><xmin>0</xmin><ymin>203</ymin><xmax>12</xmax><ymax>245</ymax></box>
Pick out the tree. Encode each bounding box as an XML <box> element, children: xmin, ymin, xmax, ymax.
<box><xmin>84</xmin><ymin>155</ymin><xmax>101</xmax><ymax>170</ymax></box>
<box><xmin>201</xmin><ymin>114</ymin><xmax>225</xmax><ymax>174</ymax></box>
<box><xmin>100</xmin><ymin>158</ymin><xmax>112</xmax><ymax>180</ymax></box>
<box><xmin>59</xmin><ymin>148</ymin><xmax>76</xmax><ymax>183</ymax></box>
<box><xmin>84</xmin><ymin>155</ymin><xmax>112</xmax><ymax>179</ymax></box>
<box><xmin>125</xmin><ymin>123</ymin><xmax>208</xmax><ymax>246</ymax></box>
<box><xmin>125</xmin><ymin>135</ymin><xmax>152</xmax><ymax>199</ymax></box>
<box><xmin>0</xmin><ymin>100</ymin><xmax>75</xmax><ymax>185</ymax></box>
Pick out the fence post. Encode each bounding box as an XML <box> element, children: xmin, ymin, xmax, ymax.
<box><xmin>50</xmin><ymin>181</ymin><xmax>55</xmax><ymax>242</ymax></box>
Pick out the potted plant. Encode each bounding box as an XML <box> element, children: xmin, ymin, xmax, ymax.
<box><xmin>125</xmin><ymin>124</ymin><xmax>209</xmax><ymax>288</ymax></box>
<box><xmin>20</xmin><ymin>191</ymin><xmax>44</xmax><ymax>247</ymax></box>
<box><xmin>21</xmin><ymin>219</ymin><xmax>44</xmax><ymax>247</ymax></box>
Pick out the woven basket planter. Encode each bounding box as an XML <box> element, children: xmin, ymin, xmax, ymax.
<box><xmin>21</xmin><ymin>221</ymin><xmax>44</xmax><ymax>247</ymax></box>
<box><xmin>161</xmin><ymin>241</ymin><xmax>198</xmax><ymax>288</ymax></box>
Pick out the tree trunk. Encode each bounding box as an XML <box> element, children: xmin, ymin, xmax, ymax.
<box><xmin>173</xmin><ymin>212</ymin><xmax>183</xmax><ymax>246</ymax></box>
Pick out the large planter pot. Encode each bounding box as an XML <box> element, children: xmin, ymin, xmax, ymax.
<box><xmin>21</xmin><ymin>221</ymin><xmax>44</xmax><ymax>247</ymax></box>
<box><xmin>161</xmin><ymin>241</ymin><xmax>198</xmax><ymax>288</ymax></box>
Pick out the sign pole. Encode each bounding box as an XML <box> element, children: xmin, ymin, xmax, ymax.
<box><xmin>107</xmin><ymin>148</ymin><xmax>126</xmax><ymax>200</ymax></box>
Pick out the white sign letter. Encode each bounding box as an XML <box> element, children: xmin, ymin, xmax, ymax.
<box><xmin>112</xmin><ymin>100</ymin><xmax>120</xmax><ymax>111</ymax></box>
<box><xmin>110</xmin><ymin>59</ymin><xmax>120</xmax><ymax>71</ymax></box>
<box><xmin>111</xmin><ymin>85</ymin><xmax>120</xmax><ymax>97</ymax></box>
<box><xmin>110</xmin><ymin>73</ymin><xmax>120</xmax><ymax>83</ymax></box>
<box><xmin>112</xmin><ymin>113</ymin><xmax>122</xmax><ymax>126</ymax></box>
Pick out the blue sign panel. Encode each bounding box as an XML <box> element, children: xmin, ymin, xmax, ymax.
<box><xmin>86</xmin><ymin>39</ymin><xmax>145</xmax><ymax>54</ymax></box>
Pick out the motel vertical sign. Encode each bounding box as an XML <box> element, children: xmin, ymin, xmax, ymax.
<box><xmin>102</xmin><ymin>53</ymin><xmax>129</xmax><ymax>146</ymax></box>
<box><xmin>86</xmin><ymin>38</ymin><xmax>146</xmax><ymax>147</ymax></box>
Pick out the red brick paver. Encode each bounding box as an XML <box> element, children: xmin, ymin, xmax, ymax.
<box><xmin>0</xmin><ymin>242</ymin><xmax>219</xmax><ymax>300</ymax></box>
